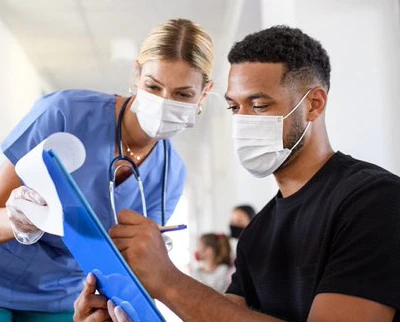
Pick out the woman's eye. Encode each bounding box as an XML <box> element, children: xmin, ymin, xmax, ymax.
<box><xmin>145</xmin><ymin>84</ymin><xmax>160</xmax><ymax>91</ymax></box>
<box><xmin>177</xmin><ymin>92</ymin><xmax>193</xmax><ymax>99</ymax></box>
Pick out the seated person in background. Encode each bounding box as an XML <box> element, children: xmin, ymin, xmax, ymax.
<box><xmin>192</xmin><ymin>233</ymin><xmax>232</xmax><ymax>294</ymax></box>
<box><xmin>229</xmin><ymin>204</ymin><xmax>256</xmax><ymax>260</ymax></box>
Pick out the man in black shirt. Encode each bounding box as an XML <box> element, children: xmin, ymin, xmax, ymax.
<box><xmin>75</xmin><ymin>26</ymin><xmax>400</xmax><ymax>322</ymax></box>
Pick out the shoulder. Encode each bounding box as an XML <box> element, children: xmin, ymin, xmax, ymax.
<box><xmin>214</xmin><ymin>264</ymin><xmax>231</xmax><ymax>274</ymax></box>
<box><xmin>36</xmin><ymin>89</ymin><xmax>114</xmax><ymax>111</ymax></box>
<box><xmin>165</xmin><ymin>140</ymin><xmax>187</xmax><ymax>176</ymax></box>
<box><xmin>331</xmin><ymin>152</ymin><xmax>400</xmax><ymax>204</ymax></box>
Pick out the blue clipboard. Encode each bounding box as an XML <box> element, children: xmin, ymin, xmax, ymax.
<box><xmin>42</xmin><ymin>149</ymin><xmax>165</xmax><ymax>322</ymax></box>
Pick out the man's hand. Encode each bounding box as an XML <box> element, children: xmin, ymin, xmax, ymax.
<box><xmin>109</xmin><ymin>210</ymin><xmax>179</xmax><ymax>299</ymax></box>
<box><xmin>107</xmin><ymin>300</ymin><xmax>132</xmax><ymax>322</ymax></box>
<box><xmin>73</xmin><ymin>273</ymin><xmax>109</xmax><ymax>322</ymax></box>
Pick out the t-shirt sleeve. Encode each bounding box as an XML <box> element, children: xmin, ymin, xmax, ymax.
<box><xmin>226</xmin><ymin>234</ymin><xmax>257</xmax><ymax>301</ymax></box>
<box><xmin>145</xmin><ymin>141</ymin><xmax>186</xmax><ymax>225</ymax></box>
<box><xmin>1</xmin><ymin>92</ymin><xmax>67</xmax><ymax>164</ymax></box>
<box><xmin>316</xmin><ymin>175</ymin><xmax>400</xmax><ymax>310</ymax></box>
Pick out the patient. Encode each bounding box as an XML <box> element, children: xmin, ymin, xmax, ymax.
<box><xmin>192</xmin><ymin>233</ymin><xmax>232</xmax><ymax>293</ymax></box>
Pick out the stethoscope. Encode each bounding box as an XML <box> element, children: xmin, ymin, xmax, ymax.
<box><xmin>108</xmin><ymin>97</ymin><xmax>169</xmax><ymax>228</ymax></box>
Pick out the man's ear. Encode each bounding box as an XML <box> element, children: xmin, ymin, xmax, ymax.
<box><xmin>307</xmin><ymin>87</ymin><xmax>328</xmax><ymax>122</ymax></box>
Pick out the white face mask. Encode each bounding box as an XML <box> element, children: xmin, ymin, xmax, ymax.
<box><xmin>232</xmin><ymin>89</ymin><xmax>312</xmax><ymax>178</ymax></box>
<box><xmin>130</xmin><ymin>89</ymin><xmax>198</xmax><ymax>139</ymax></box>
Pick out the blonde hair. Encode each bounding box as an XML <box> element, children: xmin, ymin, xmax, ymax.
<box><xmin>137</xmin><ymin>18</ymin><xmax>214</xmax><ymax>84</ymax></box>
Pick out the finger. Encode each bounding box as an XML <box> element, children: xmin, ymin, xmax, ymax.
<box><xmin>108</xmin><ymin>300</ymin><xmax>132</xmax><ymax>322</ymax></box>
<box><xmin>74</xmin><ymin>293</ymin><xmax>108</xmax><ymax>320</ymax></box>
<box><xmin>109</xmin><ymin>224</ymin><xmax>143</xmax><ymax>239</ymax></box>
<box><xmin>23</xmin><ymin>187</ymin><xmax>47</xmax><ymax>205</ymax></box>
<box><xmin>111</xmin><ymin>237</ymin><xmax>133</xmax><ymax>253</ymax></box>
<box><xmin>83</xmin><ymin>272</ymin><xmax>97</xmax><ymax>295</ymax></box>
<box><xmin>13</xmin><ymin>221</ymin><xmax>38</xmax><ymax>233</ymax></box>
<box><xmin>86</xmin><ymin>308</ymin><xmax>110</xmax><ymax>322</ymax></box>
<box><xmin>117</xmin><ymin>210</ymin><xmax>150</xmax><ymax>225</ymax></box>
<box><xmin>108</xmin><ymin>300</ymin><xmax>118</xmax><ymax>322</ymax></box>
<box><xmin>115</xmin><ymin>306</ymin><xmax>132</xmax><ymax>322</ymax></box>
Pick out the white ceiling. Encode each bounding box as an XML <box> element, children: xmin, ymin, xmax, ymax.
<box><xmin>0</xmin><ymin>0</ymin><xmax>261</xmax><ymax>94</ymax></box>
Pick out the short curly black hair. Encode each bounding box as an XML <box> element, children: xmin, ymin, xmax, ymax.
<box><xmin>228</xmin><ymin>25</ymin><xmax>331</xmax><ymax>91</ymax></box>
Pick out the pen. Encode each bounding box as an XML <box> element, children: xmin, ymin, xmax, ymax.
<box><xmin>159</xmin><ymin>224</ymin><xmax>187</xmax><ymax>233</ymax></box>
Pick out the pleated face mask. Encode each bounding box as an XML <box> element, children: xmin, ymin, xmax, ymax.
<box><xmin>130</xmin><ymin>89</ymin><xmax>198</xmax><ymax>140</ymax></box>
<box><xmin>232</xmin><ymin>89</ymin><xmax>312</xmax><ymax>178</ymax></box>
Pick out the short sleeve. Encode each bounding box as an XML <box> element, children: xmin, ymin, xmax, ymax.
<box><xmin>1</xmin><ymin>92</ymin><xmax>67</xmax><ymax>164</ymax></box>
<box><xmin>144</xmin><ymin>140</ymin><xmax>186</xmax><ymax>225</ymax></box>
<box><xmin>317</xmin><ymin>176</ymin><xmax>400</xmax><ymax>310</ymax></box>
<box><xmin>226</xmin><ymin>235</ymin><xmax>259</xmax><ymax>304</ymax></box>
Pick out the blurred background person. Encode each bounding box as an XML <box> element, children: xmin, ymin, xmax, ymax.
<box><xmin>229</xmin><ymin>204</ymin><xmax>256</xmax><ymax>260</ymax></box>
<box><xmin>192</xmin><ymin>233</ymin><xmax>232</xmax><ymax>294</ymax></box>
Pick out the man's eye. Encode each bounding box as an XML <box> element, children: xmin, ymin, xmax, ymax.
<box><xmin>227</xmin><ymin>106</ymin><xmax>239</xmax><ymax>113</ymax></box>
<box><xmin>253</xmin><ymin>105</ymin><xmax>269</xmax><ymax>113</ymax></box>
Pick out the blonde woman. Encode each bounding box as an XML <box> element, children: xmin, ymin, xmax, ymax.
<box><xmin>0</xmin><ymin>18</ymin><xmax>213</xmax><ymax>321</ymax></box>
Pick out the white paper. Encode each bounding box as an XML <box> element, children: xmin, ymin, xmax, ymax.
<box><xmin>15</xmin><ymin>132</ymin><xmax>86</xmax><ymax>236</ymax></box>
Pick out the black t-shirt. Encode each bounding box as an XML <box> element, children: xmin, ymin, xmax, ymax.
<box><xmin>227</xmin><ymin>152</ymin><xmax>400</xmax><ymax>321</ymax></box>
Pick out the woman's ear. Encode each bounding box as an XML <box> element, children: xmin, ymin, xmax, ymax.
<box><xmin>133</xmin><ymin>60</ymin><xmax>141</xmax><ymax>83</ymax></box>
<box><xmin>200</xmin><ymin>81</ymin><xmax>214</xmax><ymax>104</ymax></box>
<box><xmin>307</xmin><ymin>87</ymin><xmax>328</xmax><ymax>122</ymax></box>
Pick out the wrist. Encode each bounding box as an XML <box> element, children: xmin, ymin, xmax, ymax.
<box><xmin>155</xmin><ymin>267</ymin><xmax>185</xmax><ymax>303</ymax></box>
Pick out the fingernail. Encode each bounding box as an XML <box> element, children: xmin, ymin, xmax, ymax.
<box><xmin>87</xmin><ymin>272</ymin><xmax>93</xmax><ymax>283</ymax></box>
<box><xmin>107</xmin><ymin>299</ymin><xmax>115</xmax><ymax>311</ymax></box>
<box><xmin>115</xmin><ymin>306</ymin><xmax>126</xmax><ymax>321</ymax></box>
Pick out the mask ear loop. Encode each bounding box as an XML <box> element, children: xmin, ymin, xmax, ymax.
<box><xmin>197</xmin><ymin>90</ymin><xmax>225</xmax><ymax>116</ymax></box>
<box><xmin>290</xmin><ymin>122</ymin><xmax>311</xmax><ymax>151</ymax></box>
<box><xmin>196</xmin><ymin>82</ymin><xmax>216</xmax><ymax>115</ymax></box>
<box><xmin>282</xmin><ymin>88</ymin><xmax>313</xmax><ymax>151</ymax></box>
<box><xmin>283</xmin><ymin>88</ymin><xmax>313</xmax><ymax>120</ymax></box>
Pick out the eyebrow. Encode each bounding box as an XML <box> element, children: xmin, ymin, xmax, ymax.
<box><xmin>224</xmin><ymin>92</ymin><xmax>274</xmax><ymax>101</ymax></box>
<box><xmin>145</xmin><ymin>75</ymin><xmax>195</xmax><ymax>90</ymax></box>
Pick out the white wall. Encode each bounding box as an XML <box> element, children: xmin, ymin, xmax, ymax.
<box><xmin>0</xmin><ymin>18</ymin><xmax>49</xmax><ymax>148</ymax></box>
<box><xmin>293</xmin><ymin>0</ymin><xmax>400</xmax><ymax>174</ymax></box>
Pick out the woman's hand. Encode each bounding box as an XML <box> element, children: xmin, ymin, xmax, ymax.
<box><xmin>5</xmin><ymin>186</ymin><xmax>46</xmax><ymax>244</ymax></box>
<box><xmin>109</xmin><ymin>210</ymin><xmax>179</xmax><ymax>299</ymax></box>
<box><xmin>73</xmin><ymin>273</ymin><xmax>109</xmax><ymax>322</ymax></box>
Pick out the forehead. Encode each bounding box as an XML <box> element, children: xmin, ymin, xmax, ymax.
<box><xmin>232</xmin><ymin>209</ymin><xmax>249</xmax><ymax>221</ymax></box>
<box><xmin>140</xmin><ymin>60</ymin><xmax>203</xmax><ymax>88</ymax></box>
<box><xmin>226</xmin><ymin>62</ymin><xmax>287</xmax><ymax>100</ymax></box>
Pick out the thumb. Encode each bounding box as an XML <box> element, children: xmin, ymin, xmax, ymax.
<box><xmin>21</xmin><ymin>186</ymin><xmax>47</xmax><ymax>205</ymax></box>
<box><xmin>82</xmin><ymin>272</ymin><xmax>97</xmax><ymax>295</ymax></box>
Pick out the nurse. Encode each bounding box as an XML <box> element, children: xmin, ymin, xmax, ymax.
<box><xmin>0</xmin><ymin>18</ymin><xmax>214</xmax><ymax>321</ymax></box>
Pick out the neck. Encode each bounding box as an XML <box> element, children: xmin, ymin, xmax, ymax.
<box><xmin>116</xmin><ymin>96</ymin><xmax>154</xmax><ymax>150</ymax></box>
<box><xmin>203</xmin><ymin>260</ymin><xmax>217</xmax><ymax>272</ymax></box>
<box><xmin>274</xmin><ymin>124</ymin><xmax>334</xmax><ymax>198</ymax></box>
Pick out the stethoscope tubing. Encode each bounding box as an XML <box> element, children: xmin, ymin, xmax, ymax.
<box><xmin>109</xmin><ymin>96</ymin><xmax>168</xmax><ymax>226</ymax></box>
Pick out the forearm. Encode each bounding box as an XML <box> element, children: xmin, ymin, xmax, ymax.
<box><xmin>158</xmin><ymin>270</ymin><xmax>285</xmax><ymax>322</ymax></box>
<box><xmin>0</xmin><ymin>207</ymin><xmax>14</xmax><ymax>244</ymax></box>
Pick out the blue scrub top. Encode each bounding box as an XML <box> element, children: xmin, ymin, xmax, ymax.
<box><xmin>0</xmin><ymin>89</ymin><xmax>186</xmax><ymax>312</ymax></box>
